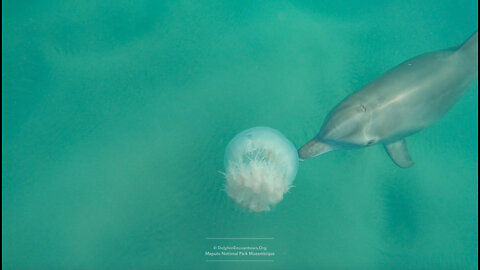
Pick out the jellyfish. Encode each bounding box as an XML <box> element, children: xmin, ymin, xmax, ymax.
<box><xmin>223</xmin><ymin>127</ymin><xmax>299</xmax><ymax>212</ymax></box>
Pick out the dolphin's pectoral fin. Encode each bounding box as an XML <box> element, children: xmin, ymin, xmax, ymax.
<box><xmin>384</xmin><ymin>139</ymin><xmax>414</xmax><ymax>168</ymax></box>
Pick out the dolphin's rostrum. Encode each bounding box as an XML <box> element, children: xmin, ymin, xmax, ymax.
<box><xmin>299</xmin><ymin>31</ymin><xmax>478</xmax><ymax>167</ymax></box>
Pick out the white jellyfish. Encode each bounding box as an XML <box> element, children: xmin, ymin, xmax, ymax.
<box><xmin>223</xmin><ymin>127</ymin><xmax>299</xmax><ymax>212</ymax></box>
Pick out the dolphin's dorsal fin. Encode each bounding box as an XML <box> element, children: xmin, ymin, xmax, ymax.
<box><xmin>384</xmin><ymin>139</ymin><xmax>414</xmax><ymax>168</ymax></box>
<box><xmin>457</xmin><ymin>31</ymin><xmax>478</xmax><ymax>55</ymax></box>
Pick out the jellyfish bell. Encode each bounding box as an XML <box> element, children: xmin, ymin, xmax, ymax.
<box><xmin>223</xmin><ymin>127</ymin><xmax>299</xmax><ymax>212</ymax></box>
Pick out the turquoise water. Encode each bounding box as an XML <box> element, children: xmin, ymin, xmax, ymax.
<box><xmin>2</xmin><ymin>0</ymin><xmax>478</xmax><ymax>269</ymax></box>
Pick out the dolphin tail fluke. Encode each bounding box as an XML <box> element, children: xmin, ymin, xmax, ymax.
<box><xmin>384</xmin><ymin>139</ymin><xmax>414</xmax><ymax>168</ymax></box>
<box><xmin>298</xmin><ymin>139</ymin><xmax>334</xmax><ymax>160</ymax></box>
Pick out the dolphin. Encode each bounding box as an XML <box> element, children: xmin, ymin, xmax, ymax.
<box><xmin>298</xmin><ymin>31</ymin><xmax>478</xmax><ymax>168</ymax></box>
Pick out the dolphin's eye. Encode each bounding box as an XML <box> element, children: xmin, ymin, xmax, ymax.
<box><xmin>367</xmin><ymin>139</ymin><xmax>376</xmax><ymax>145</ymax></box>
<box><xmin>360</xmin><ymin>104</ymin><xmax>367</xmax><ymax>112</ymax></box>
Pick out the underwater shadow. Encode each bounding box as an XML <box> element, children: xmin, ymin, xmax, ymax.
<box><xmin>377</xmin><ymin>174</ymin><xmax>423</xmax><ymax>248</ymax></box>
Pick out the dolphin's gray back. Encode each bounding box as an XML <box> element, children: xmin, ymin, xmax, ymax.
<box><xmin>347</xmin><ymin>31</ymin><xmax>479</xmax><ymax>144</ymax></box>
